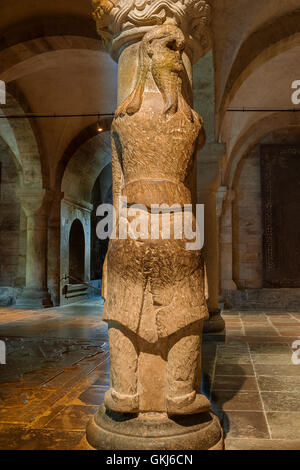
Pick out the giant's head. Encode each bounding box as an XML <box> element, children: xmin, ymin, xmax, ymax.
<box><xmin>144</xmin><ymin>25</ymin><xmax>185</xmax><ymax>76</ymax></box>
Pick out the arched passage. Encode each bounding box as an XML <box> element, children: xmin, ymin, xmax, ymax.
<box><xmin>220</xmin><ymin>125</ymin><xmax>300</xmax><ymax>310</ymax></box>
<box><xmin>90</xmin><ymin>163</ymin><xmax>113</xmax><ymax>281</ymax></box>
<box><xmin>58</xmin><ymin>130</ymin><xmax>112</xmax><ymax>305</ymax></box>
<box><xmin>69</xmin><ymin>219</ymin><xmax>85</xmax><ymax>285</ymax></box>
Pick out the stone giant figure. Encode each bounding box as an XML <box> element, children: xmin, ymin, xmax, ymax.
<box><xmin>87</xmin><ymin>0</ymin><xmax>223</xmax><ymax>450</ymax></box>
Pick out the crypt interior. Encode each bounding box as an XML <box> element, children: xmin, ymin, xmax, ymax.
<box><xmin>0</xmin><ymin>0</ymin><xmax>300</xmax><ymax>450</ymax></box>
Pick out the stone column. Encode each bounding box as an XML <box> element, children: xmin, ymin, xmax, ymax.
<box><xmin>16</xmin><ymin>189</ymin><xmax>53</xmax><ymax>308</ymax></box>
<box><xmin>48</xmin><ymin>192</ymin><xmax>64</xmax><ymax>306</ymax></box>
<box><xmin>87</xmin><ymin>0</ymin><xmax>223</xmax><ymax>451</ymax></box>
<box><xmin>219</xmin><ymin>189</ymin><xmax>237</xmax><ymax>300</ymax></box>
<box><xmin>198</xmin><ymin>143</ymin><xmax>226</xmax><ymax>333</ymax></box>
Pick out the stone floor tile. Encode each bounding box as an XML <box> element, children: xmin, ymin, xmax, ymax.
<box><xmin>213</xmin><ymin>376</ymin><xmax>258</xmax><ymax>391</ymax></box>
<box><xmin>216</xmin><ymin>355</ymin><xmax>252</xmax><ymax>365</ymax></box>
<box><xmin>243</xmin><ymin>327</ymin><xmax>278</xmax><ymax>337</ymax></box>
<box><xmin>214</xmin><ymin>364</ymin><xmax>255</xmax><ymax>376</ymax></box>
<box><xmin>270</xmin><ymin>321</ymin><xmax>300</xmax><ymax>327</ymax></box>
<box><xmin>275</xmin><ymin>328</ymin><xmax>300</xmax><ymax>337</ymax></box>
<box><xmin>267</xmin><ymin>412</ymin><xmax>300</xmax><ymax>440</ymax></box>
<box><xmin>74</xmin><ymin>386</ymin><xmax>108</xmax><ymax>406</ymax></box>
<box><xmin>257</xmin><ymin>375</ymin><xmax>300</xmax><ymax>392</ymax></box>
<box><xmin>225</xmin><ymin>438</ymin><xmax>300</xmax><ymax>450</ymax></box>
<box><xmin>0</xmin><ymin>427</ymin><xmax>85</xmax><ymax>450</ymax></box>
<box><xmin>261</xmin><ymin>392</ymin><xmax>300</xmax><ymax>412</ymax></box>
<box><xmin>226</xmin><ymin>330</ymin><xmax>244</xmax><ymax>337</ymax></box>
<box><xmin>45</xmin><ymin>405</ymin><xmax>99</xmax><ymax>431</ymax></box>
<box><xmin>223</xmin><ymin>411</ymin><xmax>270</xmax><ymax>439</ymax></box>
<box><xmin>249</xmin><ymin>343</ymin><xmax>291</xmax><ymax>355</ymax></box>
<box><xmin>218</xmin><ymin>343</ymin><xmax>249</xmax><ymax>352</ymax></box>
<box><xmin>254</xmin><ymin>364</ymin><xmax>300</xmax><ymax>376</ymax></box>
<box><xmin>0</xmin><ymin>303</ymin><xmax>299</xmax><ymax>450</ymax></box>
<box><xmin>75</xmin><ymin>434</ymin><xmax>95</xmax><ymax>450</ymax></box>
<box><xmin>211</xmin><ymin>391</ymin><xmax>263</xmax><ymax>411</ymax></box>
<box><xmin>251</xmin><ymin>354</ymin><xmax>294</xmax><ymax>365</ymax></box>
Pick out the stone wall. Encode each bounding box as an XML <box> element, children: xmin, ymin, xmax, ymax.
<box><xmin>0</xmin><ymin>146</ymin><xmax>21</xmax><ymax>303</ymax></box>
<box><xmin>223</xmin><ymin>128</ymin><xmax>300</xmax><ymax>310</ymax></box>
<box><xmin>194</xmin><ymin>50</ymin><xmax>215</xmax><ymax>144</ymax></box>
<box><xmin>233</xmin><ymin>146</ymin><xmax>263</xmax><ymax>289</ymax></box>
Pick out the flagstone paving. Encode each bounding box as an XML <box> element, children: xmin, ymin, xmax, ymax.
<box><xmin>0</xmin><ymin>301</ymin><xmax>299</xmax><ymax>450</ymax></box>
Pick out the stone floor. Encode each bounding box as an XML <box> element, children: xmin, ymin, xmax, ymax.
<box><xmin>0</xmin><ymin>300</ymin><xmax>299</xmax><ymax>450</ymax></box>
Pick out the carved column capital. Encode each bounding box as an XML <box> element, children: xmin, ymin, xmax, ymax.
<box><xmin>216</xmin><ymin>186</ymin><xmax>228</xmax><ymax>219</ymax></box>
<box><xmin>224</xmin><ymin>188</ymin><xmax>236</xmax><ymax>205</ymax></box>
<box><xmin>17</xmin><ymin>188</ymin><xmax>53</xmax><ymax>218</ymax></box>
<box><xmin>92</xmin><ymin>0</ymin><xmax>212</xmax><ymax>62</ymax></box>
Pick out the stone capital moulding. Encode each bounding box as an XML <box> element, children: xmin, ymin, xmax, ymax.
<box><xmin>216</xmin><ymin>185</ymin><xmax>228</xmax><ymax>219</ymax></box>
<box><xmin>17</xmin><ymin>188</ymin><xmax>54</xmax><ymax>217</ymax></box>
<box><xmin>92</xmin><ymin>0</ymin><xmax>212</xmax><ymax>63</ymax></box>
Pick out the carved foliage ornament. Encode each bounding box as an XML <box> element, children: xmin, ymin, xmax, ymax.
<box><xmin>92</xmin><ymin>0</ymin><xmax>212</xmax><ymax>61</ymax></box>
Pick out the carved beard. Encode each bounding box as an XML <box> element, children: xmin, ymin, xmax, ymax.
<box><xmin>151</xmin><ymin>59</ymin><xmax>194</xmax><ymax>122</ymax></box>
<box><xmin>115</xmin><ymin>24</ymin><xmax>193</xmax><ymax>122</ymax></box>
<box><xmin>151</xmin><ymin>60</ymin><xmax>181</xmax><ymax>118</ymax></box>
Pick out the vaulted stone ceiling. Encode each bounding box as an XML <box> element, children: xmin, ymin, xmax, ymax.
<box><xmin>0</xmin><ymin>0</ymin><xmax>117</xmax><ymax>191</ymax></box>
<box><xmin>209</xmin><ymin>0</ymin><xmax>300</xmax><ymax>185</ymax></box>
<box><xmin>0</xmin><ymin>0</ymin><xmax>299</xmax><ymax>193</ymax></box>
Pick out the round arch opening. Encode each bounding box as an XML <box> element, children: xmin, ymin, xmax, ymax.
<box><xmin>69</xmin><ymin>219</ymin><xmax>85</xmax><ymax>285</ymax></box>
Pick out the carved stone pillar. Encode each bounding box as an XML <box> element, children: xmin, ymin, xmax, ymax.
<box><xmin>87</xmin><ymin>0</ymin><xmax>223</xmax><ymax>450</ymax></box>
<box><xmin>16</xmin><ymin>189</ymin><xmax>53</xmax><ymax>308</ymax></box>
<box><xmin>197</xmin><ymin>144</ymin><xmax>226</xmax><ymax>333</ymax></box>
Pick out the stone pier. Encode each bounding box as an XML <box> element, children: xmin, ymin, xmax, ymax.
<box><xmin>16</xmin><ymin>189</ymin><xmax>53</xmax><ymax>309</ymax></box>
<box><xmin>198</xmin><ymin>144</ymin><xmax>226</xmax><ymax>333</ymax></box>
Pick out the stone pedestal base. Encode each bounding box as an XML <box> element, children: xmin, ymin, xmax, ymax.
<box><xmin>86</xmin><ymin>405</ymin><xmax>224</xmax><ymax>450</ymax></box>
<box><xmin>203</xmin><ymin>310</ymin><xmax>225</xmax><ymax>333</ymax></box>
<box><xmin>16</xmin><ymin>288</ymin><xmax>53</xmax><ymax>309</ymax></box>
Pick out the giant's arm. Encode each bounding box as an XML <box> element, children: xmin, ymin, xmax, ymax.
<box><xmin>102</xmin><ymin>128</ymin><xmax>124</xmax><ymax>300</ymax></box>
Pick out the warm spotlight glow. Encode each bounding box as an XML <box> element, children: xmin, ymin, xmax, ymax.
<box><xmin>97</xmin><ymin>125</ymin><xmax>103</xmax><ymax>133</ymax></box>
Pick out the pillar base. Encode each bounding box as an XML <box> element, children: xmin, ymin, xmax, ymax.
<box><xmin>203</xmin><ymin>310</ymin><xmax>225</xmax><ymax>333</ymax></box>
<box><xmin>16</xmin><ymin>288</ymin><xmax>53</xmax><ymax>309</ymax></box>
<box><xmin>86</xmin><ymin>404</ymin><xmax>224</xmax><ymax>450</ymax></box>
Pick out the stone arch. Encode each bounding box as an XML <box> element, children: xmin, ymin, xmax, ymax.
<box><xmin>0</xmin><ymin>35</ymin><xmax>115</xmax><ymax>191</ymax></box>
<box><xmin>0</xmin><ymin>89</ymin><xmax>43</xmax><ymax>188</ymax></box>
<box><xmin>0</xmin><ymin>36</ymin><xmax>101</xmax><ymax>81</ymax></box>
<box><xmin>224</xmin><ymin>112</ymin><xmax>300</xmax><ymax>188</ymax></box>
<box><xmin>59</xmin><ymin>128</ymin><xmax>113</xmax><ymax>304</ymax></box>
<box><xmin>59</xmin><ymin>121</ymin><xmax>113</xmax><ymax>200</ymax></box>
<box><xmin>217</xmin><ymin>10</ymin><xmax>300</xmax><ymax>133</ymax></box>
<box><xmin>0</xmin><ymin>15</ymin><xmax>98</xmax><ymax>55</ymax></box>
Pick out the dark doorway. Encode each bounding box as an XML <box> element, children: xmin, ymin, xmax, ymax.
<box><xmin>261</xmin><ymin>144</ymin><xmax>300</xmax><ymax>287</ymax></box>
<box><xmin>69</xmin><ymin>219</ymin><xmax>85</xmax><ymax>284</ymax></box>
<box><xmin>90</xmin><ymin>164</ymin><xmax>112</xmax><ymax>281</ymax></box>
